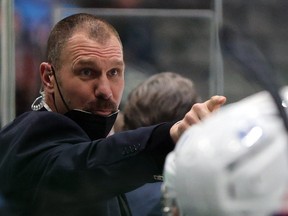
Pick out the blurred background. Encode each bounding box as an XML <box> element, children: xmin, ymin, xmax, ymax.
<box><xmin>1</xmin><ymin>0</ymin><xmax>288</xmax><ymax>128</ymax></box>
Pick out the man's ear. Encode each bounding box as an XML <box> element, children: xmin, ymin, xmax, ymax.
<box><xmin>40</xmin><ymin>62</ymin><xmax>54</xmax><ymax>93</ymax></box>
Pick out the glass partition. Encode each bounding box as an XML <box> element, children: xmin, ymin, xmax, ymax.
<box><xmin>1</xmin><ymin>0</ymin><xmax>15</xmax><ymax>128</ymax></box>
<box><xmin>1</xmin><ymin>0</ymin><xmax>288</xmax><ymax>128</ymax></box>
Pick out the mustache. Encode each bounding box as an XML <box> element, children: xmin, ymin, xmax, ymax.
<box><xmin>83</xmin><ymin>99</ymin><xmax>118</xmax><ymax>113</ymax></box>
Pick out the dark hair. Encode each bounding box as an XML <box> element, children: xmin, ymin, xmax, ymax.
<box><xmin>46</xmin><ymin>13</ymin><xmax>122</xmax><ymax>71</ymax></box>
<box><xmin>122</xmin><ymin>72</ymin><xmax>201</xmax><ymax>130</ymax></box>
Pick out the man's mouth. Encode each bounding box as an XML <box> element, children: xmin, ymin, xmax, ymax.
<box><xmin>83</xmin><ymin>100</ymin><xmax>118</xmax><ymax>116</ymax></box>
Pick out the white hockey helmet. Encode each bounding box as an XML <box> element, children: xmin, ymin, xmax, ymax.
<box><xmin>163</xmin><ymin>87</ymin><xmax>288</xmax><ymax>216</ymax></box>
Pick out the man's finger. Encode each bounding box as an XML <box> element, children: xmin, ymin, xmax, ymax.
<box><xmin>205</xmin><ymin>95</ymin><xmax>226</xmax><ymax>112</ymax></box>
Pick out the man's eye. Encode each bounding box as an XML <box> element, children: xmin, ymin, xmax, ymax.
<box><xmin>80</xmin><ymin>69</ymin><xmax>92</xmax><ymax>76</ymax></box>
<box><xmin>109</xmin><ymin>69</ymin><xmax>119</xmax><ymax>77</ymax></box>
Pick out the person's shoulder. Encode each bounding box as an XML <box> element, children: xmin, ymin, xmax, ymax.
<box><xmin>1</xmin><ymin>110</ymin><xmax>78</xmax><ymax>133</ymax></box>
<box><xmin>14</xmin><ymin>110</ymin><xmax>70</xmax><ymax>124</ymax></box>
<box><xmin>0</xmin><ymin>110</ymin><xmax>89</xmax><ymax>146</ymax></box>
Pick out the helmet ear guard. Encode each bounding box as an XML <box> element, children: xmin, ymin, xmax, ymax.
<box><xmin>163</xmin><ymin>88</ymin><xmax>288</xmax><ymax>216</ymax></box>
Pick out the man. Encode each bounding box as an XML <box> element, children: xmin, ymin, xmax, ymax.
<box><xmin>0</xmin><ymin>13</ymin><xmax>226</xmax><ymax>216</ymax></box>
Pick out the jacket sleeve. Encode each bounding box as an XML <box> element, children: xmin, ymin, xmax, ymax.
<box><xmin>10</xmin><ymin>111</ymin><xmax>175</xmax><ymax>201</ymax></box>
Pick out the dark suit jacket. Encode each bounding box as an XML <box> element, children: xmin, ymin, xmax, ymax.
<box><xmin>0</xmin><ymin>110</ymin><xmax>174</xmax><ymax>216</ymax></box>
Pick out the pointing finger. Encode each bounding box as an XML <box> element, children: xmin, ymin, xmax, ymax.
<box><xmin>205</xmin><ymin>95</ymin><xmax>226</xmax><ymax>112</ymax></box>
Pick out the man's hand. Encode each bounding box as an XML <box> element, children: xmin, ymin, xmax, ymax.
<box><xmin>170</xmin><ymin>95</ymin><xmax>226</xmax><ymax>143</ymax></box>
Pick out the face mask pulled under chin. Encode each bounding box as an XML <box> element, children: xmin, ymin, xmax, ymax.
<box><xmin>64</xmin><ymin>109</ymin><xmax>119</xmax><ymax>140</ymax></box>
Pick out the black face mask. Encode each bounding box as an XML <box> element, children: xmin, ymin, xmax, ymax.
<box><xmin>64</xmin><ymin>109</ymin><xmax>119</xmax><ymax>140</ymax></box>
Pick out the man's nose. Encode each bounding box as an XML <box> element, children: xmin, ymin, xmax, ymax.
<box><xmin>94</xmin><ymin>77</ymin><xmax>112</xmax><ymax>100</ymax></box>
